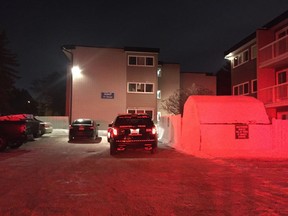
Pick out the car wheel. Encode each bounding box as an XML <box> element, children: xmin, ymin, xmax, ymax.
<box><xmin>9</xmin><ymin>140</ymin><xmax>24</xmax><ymax>149</ymax></box>
<box><xmin>68</xmin><ymin>135</ymin><xmax>73</xmax><ymax>142</ymax></box>
<box><xmin>0</xmin><ymin>136</ymin><xmax>8</xmax><ymax>151</ymax></box>
<box><xmin>110</xmin><ymin>142</ymin><xmax>117</xmax><ymax>155</ymax></box>
<box><xmin>151</xmin><ymin>142</ymin><xmax>158</xmax><ymax>154</ymax></box>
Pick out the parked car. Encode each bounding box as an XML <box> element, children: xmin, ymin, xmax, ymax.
<box><xmin>39</xmin><ymin>121</ymin><xmax>53</xmax><ymax>135</ymax></box>
<box><xmin>0</xmin><ymin>115</ymin><xmax>28</xmax><ymax>151</ymax></box>
<box><xmin>69</xmin><ymin>118</ymin><xmax>99</xmax><ymax>141</ymax></box>
<box><xmin>25</xmin><ymin>115</ymin><xmax>41</xmax><ymax>138</ymax></box>
<box><xmin>108</xmin><ymin>113</ymin><xmax>158</xmax><ymax>155</ymax></box>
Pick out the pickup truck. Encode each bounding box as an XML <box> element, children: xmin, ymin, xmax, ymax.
<box><xmin>0</xmin><ymin>115</ymin><xmax>28</xmax><ymax>151</ymax></box>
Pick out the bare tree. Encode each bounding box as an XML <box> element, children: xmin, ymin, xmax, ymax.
<box><xmin>161</xmin><ymin>83</ymin><xmax>214</xmax><ymax>115</ymax></box>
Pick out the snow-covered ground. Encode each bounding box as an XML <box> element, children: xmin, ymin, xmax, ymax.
<box><xmin>0</xmin><ymin>132</ymin><xmax>287</xmax><ymax>215</ymax></box>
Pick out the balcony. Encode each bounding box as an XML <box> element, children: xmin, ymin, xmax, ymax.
<box><xmin>259</xmin><ymin>35</ymin><xmax>288</xmax><ymax>68</ymax></box>
<box><xmin>258</xmin><ymin>82</ymin><xmax>288</xmax><ymax>107</ymax></box>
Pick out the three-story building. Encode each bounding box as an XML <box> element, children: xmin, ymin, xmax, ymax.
<box><xmin>225</xmin><ymin>10</ymin><xmax>288</xmax><ymax>120</ymax></box>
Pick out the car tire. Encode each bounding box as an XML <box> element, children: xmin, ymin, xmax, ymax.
<box><xmin>110</xmin><ymin>142</ymin><xmax>117</xmax><ymax>155</ymax></box>
<box><xmin>9</xmin><ymin>140</ymin><xmax>23</xmax><ymax>149</ymax></box>
<box><xmin>0</xmin><ymin>136</ymin><xmax>8</xmax><ymax>151</ymax></box>
<box><xmin>151</xmin><ymin>142</ymin><xmax>158</xmax><ymax>154</ymax></box>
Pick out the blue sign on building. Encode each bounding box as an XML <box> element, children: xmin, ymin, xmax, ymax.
<box><xmin>101</xmin><ymin>92</ymin><xmax>114</xmax><ymax>99</ymax></box>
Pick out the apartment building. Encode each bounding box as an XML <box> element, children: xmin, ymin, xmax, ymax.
<box><xmin>225</xmin><ymin>10</ymin><xmax>288</xmax><ymax>120</ymax></box>
<box><xmin>62</xmin><ymin>45</ymin><xmax>217</xmax><ymax>128</ymax></box>
<box><xmin>180</xmin><ymin>72</ymin><xmax>216</xmax><ymax>94</ymax></box>
<box><xmin>62</xmin><ymin>45</ymin><xmax>182</xmax><ymax>128</ymax></box>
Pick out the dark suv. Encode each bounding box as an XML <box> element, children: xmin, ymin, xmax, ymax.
<box><xmin>108</xmin><ymin>113</ymin><xmax>157</xmax><ymax>155</ymax></box>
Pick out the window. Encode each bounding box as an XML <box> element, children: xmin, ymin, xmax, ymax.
<box><xmin>157</xmin><ymin>90</ymin><xmax>161</xmax><ymax>99</ymax></box>
<box><xmin>157</xmin><ymin>112</ymin><xmax>161</xmax><ymax>122</ymax></box>
<box><xmin>146</xmin><ymin>84</ymin><xmax>154</xmax><ymax>92</ymax></box>
<box><xmin>129</xmin><ymin>56</ymin><xmax>137</xmax><ymax>65</ymax></box>
<box><xmin>128</xmin><ymin>55</ymin><xmax>154</xmax><ymax>67</ymax></box>
<box><xmin>277</xmin><ymin>71</ymin><xmax>287</xmax><ymax>84</ymax></box>
<box><xmin>157</xmin><ymin>67</ymin><xmax>162</xmax><ymax>77</ymax></box>
<box><xmin>251</xmin><ymin>45</ymin><xmax>257</xmax><ymax>59</ymax></box>
<box><xmin>127</xmin><ymin>108</ymin><xmax>154</xmax><ymax>119</ymax></box>
<box><xmin>233</xmin><ymin>82</ymin><xmax>249</xmax><ymax>95</ymax></box>
<box><xmin>146</xmin><ymin>57</ymin><xmax>154</xmax><ymax>66</ymax></box>
<box><xmin>137</xmin><ymin>83</ymin><xmax>144</xmax><ymax>92</ymax></box>
<box><xmin>127</xmin><ymin>82</ymin><xmax>154</xmax><ymax>93</ymax></box>
<box><xmin>251</xmin><ymin>79</ymin><xmax>257</xmax><ymax>93</ymax></box>
<box><xmin>233</xmin><ymin>49</ymin><xmax>249</xmax><ymax>68</ymax></box>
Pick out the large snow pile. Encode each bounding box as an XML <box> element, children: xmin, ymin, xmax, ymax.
<box><xmin>185</xmin><ymin>95</ymin><xmax>270</xmax><ymax>124</ymax></box>
<box><xmin>180</xmin><ymin>96</ymin><xmax>273</xmax><ymax>157</ymax></box>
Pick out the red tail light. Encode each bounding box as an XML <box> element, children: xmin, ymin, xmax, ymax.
<box><xmin>112</xmin><ymin>128</ymin><xmax>118</xmax><ymax>136</ymax></box>
<box><xmin>146</xmin><ymin>127</ymin><xmax>157</xmax><ymax>135</ymax></box>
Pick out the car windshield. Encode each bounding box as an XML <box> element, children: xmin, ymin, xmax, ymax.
<box><xmin>114</xmin><ymin>115</ymin><xmax>153</xmax><ymax>126</ymax></box>
<box><xmin>73</xmin><ymin>119</ymin><xmax>92</xmax><ymax>125</ymax></box>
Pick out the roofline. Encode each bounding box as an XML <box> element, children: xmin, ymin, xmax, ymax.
<box><xmin>262</xmin><ymin>10</ymin><xmax>288</xmax><ymax>28</ymax></box>
<box><xmin>124</xmin><ymin>47</ymin><xmax>160</xmax><ymax>53</ymax></box>
<box><xmin>224</xmin><ymin>32</ymin><xmax>256</xmax><ymax>56</ymax></box>
<box><xmin>61</xmin><ymin>45</ymin><xmax>160</xmax><ymax>53</ymax></box>
<box><xmin>224</xmin><ymin>10</ymin><xmax>288</xmax><ymax>55</ymax></box>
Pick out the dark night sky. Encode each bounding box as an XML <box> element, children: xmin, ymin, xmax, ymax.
<box><xmin>0</xmin><ymin>0</ymin><xmax>288</xmax><ymax>89</ymax></box>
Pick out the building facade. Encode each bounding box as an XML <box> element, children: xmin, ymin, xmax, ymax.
<box><xmin>225</xmin><ymin>10</ymin><xmax>288</xmax><ymax>120</ymax></box>
<box><xmin>62</xmin><ymin>45</ymin><xmax>216</xmax><ymax>128</ymax></box>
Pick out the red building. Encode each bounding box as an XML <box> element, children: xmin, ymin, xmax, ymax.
<box><xmin>225</xmin><ymin>10</ymin><xmax>288</xmax><ymax>120</ymax></box>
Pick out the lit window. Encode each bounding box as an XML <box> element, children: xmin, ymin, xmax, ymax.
<box><xmin>157</xmin><ymin>112</ymin><xmax>161</xmax><ymax>122</ymax></box>
<box><xmin>157</xmin><ymin>90</ymin><xmax>161</xmax><ymax>99</ymax></box>
<box><xmin>157</xmin><ymin>67</ymin><xmax>162</xmax><ymax>77</ymax></box>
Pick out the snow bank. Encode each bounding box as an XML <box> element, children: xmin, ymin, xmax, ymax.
<box><xmin>180</xmin><ymin>96</ymin><xmax>275</xmax><ymax>158</ymax></box>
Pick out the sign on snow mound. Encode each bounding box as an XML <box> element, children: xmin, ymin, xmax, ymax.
<box><xmin>180</xmin><ymin>96</ymin><xmax>272</xmax><ymax>157</ymax></box>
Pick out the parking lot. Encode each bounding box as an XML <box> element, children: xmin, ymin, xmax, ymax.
<box><xmin>0</xmin><ymin>129</ymin><xmax>288</xmax><ymax>215</ymax></box>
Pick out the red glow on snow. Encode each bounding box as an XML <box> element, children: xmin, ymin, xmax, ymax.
<box><xmin>159</xmin><ymin>96</ymin><xmax>288</xmax><ymax>158</ymax></box>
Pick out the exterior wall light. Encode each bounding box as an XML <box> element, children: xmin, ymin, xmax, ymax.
<box><xmin>71</xmin><ymin>66</ymin><xmax>82</xmax><ymax>78</ymax></box>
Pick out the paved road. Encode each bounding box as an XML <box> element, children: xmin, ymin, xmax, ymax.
<box><xmin>0</xmin><ymin>130</ymin><xmax>287</xmax><ymax>216</ymax></box>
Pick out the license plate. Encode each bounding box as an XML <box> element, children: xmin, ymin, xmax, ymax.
<box><xmin>79</xmin><ymin>126</ymin><xmax>84</xmax><ymax>131</ymax></box>
<box><xmin>130</xmin><ymin>129</ymin><xmax>140</xmax><ymax>135</ymax></box>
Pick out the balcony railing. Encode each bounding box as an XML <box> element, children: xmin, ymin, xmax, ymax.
<box><xmin>259</xmin><ymin>35</ymin><xmax>288</xmax><ymax>67</ymax></box>
<box><xmin>258</xmin><ymin>82</ymin><xmax>288</xmax><ymax>105</ymax></box>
